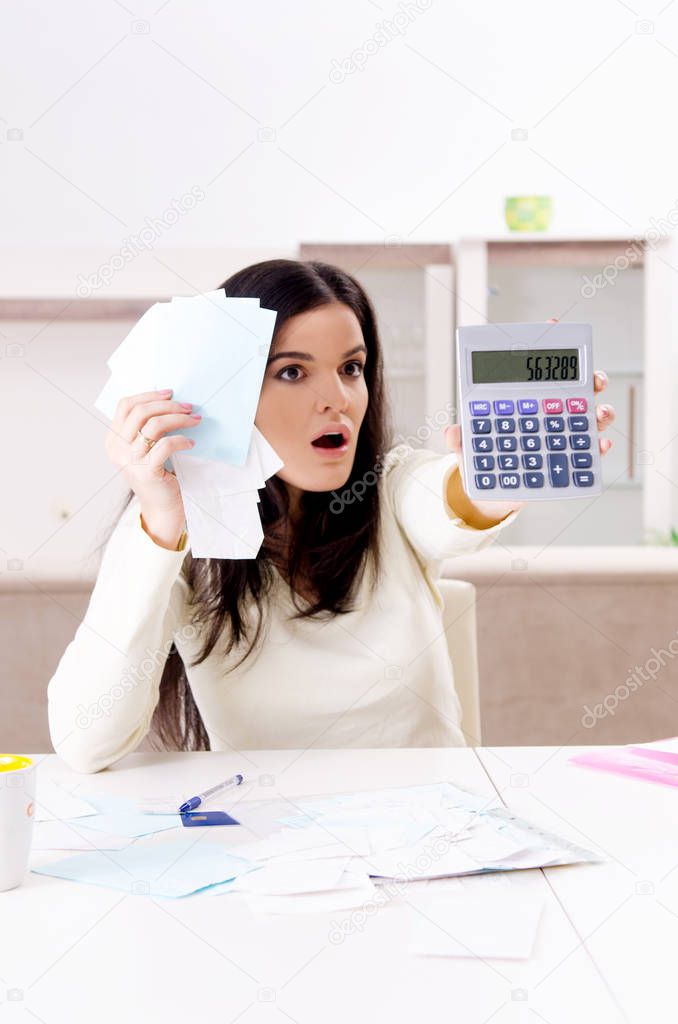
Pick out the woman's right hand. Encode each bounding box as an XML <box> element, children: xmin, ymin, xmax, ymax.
<box><xmin>105</xmin><ymin>389</ymin><xmax>201</xmax><ymax>547</ymax></box>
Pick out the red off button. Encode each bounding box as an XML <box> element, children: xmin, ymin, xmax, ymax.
<box><xmin>567</xmin><ymin>398</ymin><xmax>588</xmax><ymax>413</ymax></box>
<box><xmin>542</xmin><ymin>398</ymin><xmax>563</xmax><ymax>414</ymax></box>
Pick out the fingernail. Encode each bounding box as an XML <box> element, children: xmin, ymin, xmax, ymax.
<box><xmin>180</xmin><ymin>403</ymin><xmax>193</xmax><ymax>410</ymax></box>
<box><xmin>160</xmin><ymin>388</ymin><xmax>172</xmax><ymax>395</ymax></box>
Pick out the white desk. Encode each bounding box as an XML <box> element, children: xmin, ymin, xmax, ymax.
<box><xmin>2</xmin><ymin>746</ymin><xmax>668</xmax><ymax>1023</ymax></box>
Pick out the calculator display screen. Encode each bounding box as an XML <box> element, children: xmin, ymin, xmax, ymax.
<box><xmin>471</xmin><ymin>348</ymin><xmax>580</xmax><ymax>384</ymax></box>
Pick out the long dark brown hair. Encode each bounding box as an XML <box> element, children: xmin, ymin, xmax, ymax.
<box><xmin>101</xmin><ymin>259</ymin><xmax>392</xmax><ymax>751</ymax></box>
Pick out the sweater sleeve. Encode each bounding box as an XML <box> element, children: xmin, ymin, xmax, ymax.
<box><xmin>382</xmin><ymin>444</ymin><xmax>519</xmax><ymax>566</ymax></box>
<box><xmin>47</xmin><ymin>496</ymin><xmax>192</xmax><ymax>774</ymax></box>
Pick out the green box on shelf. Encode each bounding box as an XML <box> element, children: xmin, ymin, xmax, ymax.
<box><xmin>505</xmin><ymin>195</ymin><xmax>553</xmax><ymax>232</ymax></box>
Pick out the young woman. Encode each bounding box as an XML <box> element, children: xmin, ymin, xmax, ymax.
<box><xmin>47</xmin><ymin>260</ymin><xmax>615</xmax><ymax>773</ymax></box>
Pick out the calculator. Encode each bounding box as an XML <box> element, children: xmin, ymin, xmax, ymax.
<box><xmin>456</xmin><ymin>322</ymin><xmax>602</xmax><ymax>501</ymax></box>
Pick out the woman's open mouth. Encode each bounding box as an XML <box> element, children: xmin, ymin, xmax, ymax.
<box><xmin>310</xmin><ymin>426</ymin><xmax>351</xmax><ymax>458</ymax></box>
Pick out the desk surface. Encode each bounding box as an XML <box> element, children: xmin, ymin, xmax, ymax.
<box><xmin>3</xmin><ymin>746</ymin><xmax>674</xmax><ymax>1024</ymax></box>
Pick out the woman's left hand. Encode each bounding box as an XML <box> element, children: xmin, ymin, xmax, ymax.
<box><xmin>444</xmin><ymin>321</ymin><xmax>616</xmax><ymax>524</ymax></box>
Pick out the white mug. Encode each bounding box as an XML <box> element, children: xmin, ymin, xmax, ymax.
<box><xmin>0</xmin><ymin>754</ymin><xmax>36</xmax><ymax>891</ymax></box>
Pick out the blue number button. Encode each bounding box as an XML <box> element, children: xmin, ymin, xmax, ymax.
<box><xmin>473</xmin><ymin>455</ymin><xmax>495</xmax><ymax>471</ymax></box>
<box><xmin>518</xmin><ymin>399</ymin><xmax>538</xmax><ymax>414</ymax></box>
<box><xmin>493</xmin><ymin>399</ymin><xmax>514</xmax><ymax>415</ymax></box>
<box><xmin>497</xmin><ymin>436</ymin><xmax>517</xmax><ymax>451</ymax></box>
<box><xmin>495</xmin><ymin>418</ymin><xmax>516</xmax><ymax>434</ymax></box>
<box><xmin>499</xmin><ymin>473</ymin><xmax>520</xmax><ymax>489</ymax></box>
<box><xmin>522</xmin><ymin>453</ymin><xmax>543</xmax><ymax>469</ymax></box>
<box><xmin>568</xmin><ymin>416</ymin><xmax>589</xmax><ymax>432</ymax></box>
<box><xmin>520</xmin><ymin>435</ymin><xmax>541</xmax><ymax>452</ymax></box>
<box><xmin>547</xmin><ymin>453</ymin><xmax>570</xmax><ymax>487</ymax></box>
<box><xmin>574</xmin><ymin>471</ymin><xmax>594</xmax><ymax>487</ymax></box>
<box><xmin>570</xmin><ymin>434</ymin><xmax>591</xmax><ymax>450</ymax></box>
<box><xmin>498</xmin><ymin>454</ymin><xmax>519</xmax><ymax>470</ymax></box>
<box><xmin>571</xmin><ymin>452</ymin><xmax>592</xmax><ymax>468</ymax></box>
<box><xmin>519</xmin><ymin>417</ymin><xmax>539</xmax><ymax>433</ymax></box>
<box><xmin>472</xmin><ymin>437</ymin><xmax>494</xmax><ymax>452</ymax></box>
<box><xmin>472</xmin><ymin>418</ymin><xmax>491</xmax><ymax>434</ymax></box>
<box><xmin>524</xmin><ymin>472</ymin><xmax>545</xmax><ymax>488</ymax></box>
<box><xmin>546</xmin><ymin>435</ymin><xmax>567</xmax><ymax>451</ymax></box>
<box><xmin>545</xmin><ymin>417</ymin><xmax>564</xmax><ymax>432</ymax></box>
<box><xmin>475</xmin><ymin>473</ymin><xmax>496</xmax><ymax>490</ymax></box>
<box><xmin>469</xmin><ymin>401</ymin><xmax>490</xmax><ymax>416</ymax></box>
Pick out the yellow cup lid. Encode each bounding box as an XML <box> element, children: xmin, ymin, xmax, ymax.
<box><xmin>0</xmin><ymin>755</ymin><xmax>32</xmax><ymax>773</ymax></box>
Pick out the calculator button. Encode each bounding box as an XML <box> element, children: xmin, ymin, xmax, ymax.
<box><xmin>493</xmin><ymin>399</ymin><xmax>514</xmax><ymax>415</ymax></box>
<box><xmin>546</xmin><ymin>435</ymin><xmax>567</xmax><ymax>451</ymax></box>
<box><xmin>522</xmin><ymin>454</ymin><xmax>543</xmax><ymax>469</ymax></box>
<box><xmin>498</xmin><ymin>473</ymin><xmax>520</xmax><ymax>489</ymax></box>
<box><xmin>571</xmin><ymin>452</ymin><xmax>592</xmax><ymax>468</ymax></box>
<box><xmin>519</xmin><ymin>417</ymin><xmax>539</xmax><ymax>433</ymax></box>
<box><xmin>545</xmin><ymin>417</ymin><xmax>564</xmax><ymax>432</ymax></box>
<box><xmin>473</xmin><ymin>455</ymin><xmax>495</xmax><ymax>471</ymax></box>
<box><xmin>568</xmin><ymin>416</ymin><xmax>588</xmax><ymax>431</ymax></box>
<box><xmin>472</xmin><ymin>418</ymin><xmax>491</xmax><ymax>434</ymax></box>
<box><xmin>520</xmin><ymin>435</ymin><xmax>541</xmax><ymax>451</ymax></box>
<box><xmin>472</xmin><ymin>437</ymin><xmax>494</xmax><ymax>452</ymax></box>
<box><xmin>497</xmin><ymin>436</ymin><xmax>517</xmax><ymax>451</ymax></box>
<box><xmin>498</xmin><ymin>454</ymin><xmax>519</xmax><ymax>470</ymax></box>
<box><xmin>475</xmin><ymin>473</ymin><xmax>496</xmax><ymax>490</ymax></box>
<box><xmin>524</xmin><ymin>472</ymin><xmax>545</xmax><ymax>488</ymax></box>
<box><xmin>469</xmin><ymin>400</ymin><xmax>490</xmax><ymax>416</ymax></box>
<box><xmin>518</xmin><ymin>399</ymin><xmax>538</xmax><ymax>415</ymax></box>
<box><xmin>542</xmin><ymin>398</ymin><xmax>563</xmax><ymax>414</ymax></box>
<box><xmin>570</xmin><ymin>434</ymin><xmax>591</xmax><ymax>450</ymax></box>
<box><xmin>495</xmin><ymin>417</ymin><xmax>516</xmax><ymax>434</ymax></box>
<box><xmin>567</xmin><ymin>398</ymin><xmax>588</xmax><ymax>413</ymax></box>
<box><xmin>573</xmin><ymin>471</ymin><xmax>594</xmax><ymax>487</ymax></box>
<box><xmin>547</xmin><ymin>453</ymin><xmax>570</xmax><ymax>487</ymax></box>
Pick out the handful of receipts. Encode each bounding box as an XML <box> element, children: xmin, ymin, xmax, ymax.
<box><xmin>95</xmin><ymin>291</ymin><xmax>283</xmax><ymax>558</ymax></box>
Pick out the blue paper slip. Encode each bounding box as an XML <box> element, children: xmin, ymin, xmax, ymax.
<box><xmin>181</xmin><ymin>811</ymin><xmax>240</xmax><ymax>827</ymax></box>
<box><xmin>32</xmin><ymin>836</ymin><xmax>255</xmax><ymax>898</ymax></box>
<box><xmin>74</xmin><ymin>793</ymin><xmax>181</xmax><ymax>838</ymax></box>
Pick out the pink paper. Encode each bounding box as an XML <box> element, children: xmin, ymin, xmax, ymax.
<box><xmin>570</xmin><ymin>740</ymin><xmax>678</xmax><ymax>788</ymax></box>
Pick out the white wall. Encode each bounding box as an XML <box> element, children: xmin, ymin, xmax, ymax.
<box><xmin>2</xmin><ymin>1</ymin><xmax>673</xmax><ymax>575</ymax></box>
<box><xmin>2</xmin><ymin>0</ymin><xmax>678</xmax><ymax>292</ymax></box>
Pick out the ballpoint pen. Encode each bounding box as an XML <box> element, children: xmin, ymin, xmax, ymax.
<box><xmin>178</xmin><ymin>772</ymin><xmax>245</xmax><ymax>813</ymax></box>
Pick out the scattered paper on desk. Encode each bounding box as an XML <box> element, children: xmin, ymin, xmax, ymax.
<box><xmin>409</xmin><ymin>890</ymin><xmax>544</xmax><ymax>960</ymax></box>
<box><xmin>32</xmin><ymin>837</ymin><xmax>255</xmax><ymax>898</ymax></box>
<box><xmin>33</xmin><ymin>820</ymin><xmax>134</xmax><ymax>851</ymax></box>
<box><xmin>74</xmin><ymin>793</ymin><xmax>181</xmax><ymax>838</ymax></box>
<box><xmin>34</xmin><ymin>778</ymin><xmax>97</xmax><ymax>822</ymax></box>
<box><xmin>262</xmin><ymin>781</ymin><xmax>600</xmax><ymax>880</ymax></box>
<box><xmin>94</xmin><ymin>291</ymin><xmax>283</xmax><ymax>559</ymax></box>
<box><xmin>229</xmin><ymin>857</ymin><xmax>350</xmax><ymax>896</ymax></box>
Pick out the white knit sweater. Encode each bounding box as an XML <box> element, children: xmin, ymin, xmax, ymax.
<box><xmin>47</xmin><ymin>446</ymin><xmax>517</xmax><ymax>772</ymax></box>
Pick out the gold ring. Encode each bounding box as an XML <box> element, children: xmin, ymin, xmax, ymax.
<box><xmin>137</xmin><ymin>430</ymin><xmax>156</xmax><ymax>450</ymax></box>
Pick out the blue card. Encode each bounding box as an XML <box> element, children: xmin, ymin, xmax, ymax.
<box><xmin>181</xmin><ymin>811</ymin><xmax>240</xmax><ymax>827</ymax></box>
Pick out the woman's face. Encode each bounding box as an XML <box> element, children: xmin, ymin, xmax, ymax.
<box><xmin>255</xmin><ymin>302</ymin><xmax>369</xmax><ymax>501</ymax></box>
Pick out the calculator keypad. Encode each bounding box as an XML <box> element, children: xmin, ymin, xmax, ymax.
<box><xmin>468</xmin><ymin>397</ymin><xmax>595</xmax><ymax>492</ymax></box>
